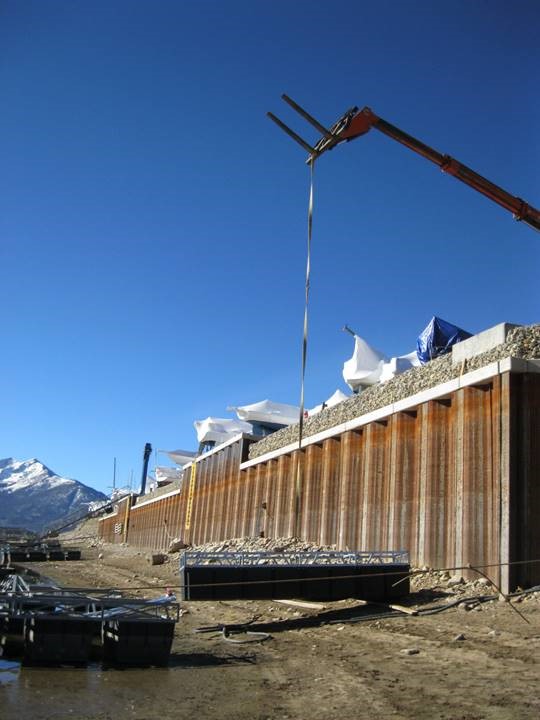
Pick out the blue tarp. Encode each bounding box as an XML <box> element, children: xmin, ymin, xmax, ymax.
<box><xmin>416</xmin><ymin>316</ymin><xmax>472</xmax><ymax>364</ymax></box>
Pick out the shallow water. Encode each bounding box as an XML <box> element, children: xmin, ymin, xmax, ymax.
<box><xmin>1</xmin><ymin>569</ymin><xmax>261</xmax><ymax>720</ymax></box>
<box><xmin>0</xmin><ymin>658</ymin><xmax>21</xmax><ymax>686</ymax></box>
<box><xmin>0</xmin><ymin>652</ymin><xmax>259</xmax><ymax>720</ymax></box>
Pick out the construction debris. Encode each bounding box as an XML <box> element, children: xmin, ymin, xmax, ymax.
<box><xmin>168</xmin><ymin>538</ymin><xmax>189</xmax><ymax>554</ymax></box>
<box><xmin>192</xmin><ymin>536</ymin><xmax>338</xmax><ymax>554</ymax></box>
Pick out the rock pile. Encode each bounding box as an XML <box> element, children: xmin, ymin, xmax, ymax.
<box><xmin>410</xmin><ymin>567</ymin><xmax>491</xmax><ymax>595</ymax></box>
<box><xmin>184</xmin><ymin>536</ymin><xmax>340</xmax><ymax>566</ymax></box>
<box><xmin>190</xmin><ymin>536</ymin><xmax>337</xmax><ymax>555</ymax></box>
<box><xmin>410</xmin><ymin>566</ymin><xmax>540</xmax><ymax>604</ymax></box>
<box><xmin>249</xmin><ymin>324</ymin><xmax>540</xmax><ymax>460</ymax></box>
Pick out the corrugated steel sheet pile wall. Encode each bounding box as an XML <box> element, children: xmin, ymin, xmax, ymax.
<box><xmin>98</xmin><ymin>369</ymin><xmax>540</xmax><ymax>592</ymax></box>
<box><xmin>125</xmin><ymin>437</ymin><xmax>250</xmax><ymax>548</ymax></box>
<box><xmin>99</xmin><ymin>496</ymin><xmax>132</xmax><ymax>544</ymax></box>
<box><xmin>507</xmin><ymin>373</ymin><xmax>540</xmax><ymax>591</ymax></box>
<box><xmin>243</xmin><ymin>381</ymin><xmax>507</xmax><ymax>580</ymax></box>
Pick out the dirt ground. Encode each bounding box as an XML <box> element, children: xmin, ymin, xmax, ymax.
<box><xmin>1</xmin><ymin>534</ymin><xmax>539</xmax><ymax>720</ymax></box>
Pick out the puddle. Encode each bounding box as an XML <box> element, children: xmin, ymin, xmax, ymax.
<box><xmin>1</xmin><ymin>568</ymin><xmax>191</xmax><ymax>715</ymax></box>
<box><xmin>0</xmin><ymin>661</ymin><xmax>184</xmax><ymax>719</ymax></box>
<box><xmin>0</xmin><ymin>658</ymin><xmax>21</xmax><ymax>685</ymax></box>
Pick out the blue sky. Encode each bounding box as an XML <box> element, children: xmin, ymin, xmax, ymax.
<box><xmin>1</xmin><ymin>0</ymin><xmax>538</xmax><ymax>494</ymax></box>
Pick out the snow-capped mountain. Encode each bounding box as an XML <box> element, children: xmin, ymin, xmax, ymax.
<box><xmin>0</xmin><ymin>457</ymin><xmax>107</xmax><ymax>533</ymax></box>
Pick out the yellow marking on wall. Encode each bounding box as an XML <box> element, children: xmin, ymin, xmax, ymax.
<box><xmin>123</xmin><ymin>495</ymin><xmax>131</xmax><ymax>543</ymax></box>
<box><xmin>184</xmin><ymin>463</ymin><xmax>197</xmax><ymax>530</ymax></box>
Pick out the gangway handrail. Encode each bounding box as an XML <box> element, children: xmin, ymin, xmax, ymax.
<box><xmin>180</xmin><ymin>549</ymin><xmax>410</xmax><ymax>569</ymax></box>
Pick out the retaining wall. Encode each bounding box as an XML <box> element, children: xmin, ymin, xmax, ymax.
<box><xmin>98</xmin><ymin>362</ymin><xmax>540</xmax><ymax>593</ymax></box>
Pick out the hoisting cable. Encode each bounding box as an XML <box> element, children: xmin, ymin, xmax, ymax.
<box><xmin>294</xmin><ymin>157</ymin><xmax>315</xmax><ymax>536</ymax></box>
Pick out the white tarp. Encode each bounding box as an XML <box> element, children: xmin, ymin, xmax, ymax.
<box><xmin>229</xmin><ymin>399</ymin><xmax>300</xmax><ymax>426</ymax></box>
<box><xmin>343</xmin><ymin>335</ymin><xmax>389</xmax><ymax>391</ymax></box>
<box><xmin>155</xmin><ymin>466</ymin><xmax>182</xmax><ymax>482</ymax></box>
<box><xmin>109</xmin><ymin>487</ymin><xmax>130</xmax><ymax>503</ymax></box>
<box><xmin>165</xmin><ymin>449</ymin><xmax>198</xmax><ymax>467</ymax></box>
<box><xmin>379</xmin><ymin>350</ymin><xmax>421</xmax><ymax>383</ymax></box>
<box><xmin>308</xmin><ymin>389</ymin><xmax>349</xmax><ymax>416</ymax></box>
<box><xmin>194</xmin><ymin>417</ymin><xmax>253</xmax><ymax>445</ymax></box>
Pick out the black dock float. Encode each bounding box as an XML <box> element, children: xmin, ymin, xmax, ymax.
<box><xmin>24</xmin><ymin>615</ymin><xmax>95</xmax><ymax>664</ymax></box>
<box><xmin>47</xmin><ymin>550</ymin><xmax>66</xmax><ymax>561</ymax></box>
<box><xmin>180</xmin><ymin>550</ymin><xmax>410</xmax><ymax>602</ymax></box>
<box><xmin>9</xmin><ymin>550</ymin><xmax>48</xmax><ymax>562</ymax></box>
<box><xmin>102</xmin><ymin>618</ymin><xmax>175</xmax><ymax>666</ymax></box>
<box><xmin>1</xmin><ymin>572</ymin><xmax>180</xmax><ymax>667</ymax></box>
<box><xmin>0</xmin><ymin>615</ymin><xmax>8</xmax><ymax>654</ymax></box>
<box><xmin>64</xmin><ymin>550</ymin><xmax>81</xmax><ymax>561</ymax></box>
<box><xmin>1</xmin><ymin>544</ymin><xmax>82</xmax><ymax>564</ymax></box>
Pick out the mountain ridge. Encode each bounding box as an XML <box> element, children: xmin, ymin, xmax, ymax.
<box><xmin>0</xmin><ymin>457</ymin><xmax>107</xmax><ymax>533</ymax></box>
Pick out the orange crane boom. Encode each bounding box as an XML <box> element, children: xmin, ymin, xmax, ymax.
<box><xmin>268</xmin><ymin>96</ymin><xmax>540</xmax><ymax>232</ymax></box>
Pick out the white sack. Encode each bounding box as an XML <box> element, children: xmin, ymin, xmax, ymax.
<box><xmin>110</xmin><ymin>488</ymin><xmax>130</xmax><ymax>502</ymax></box>
<box><xmin>166</xmin><ymin>449</ymin><xmax>198</xmax><ymax>467</ymax></box>
<box><xmin>155</xmin><ymin>466</ymin><xmax>182</xmax><ymax>482</ymax></box>
<box><xmin>309</xmin><ymin>389</ymin><xmax>349</xmax><ymax>416</ymax></box>
<box><xmin>229</xmin><ymin>399</ymin><xmax>299</xmax><ymax>426</ymax></box>
<box><xmin>379</xmin><ymin>350</ymin><xmax>421</xmax><ymax>383</ymax></box>
<box><xmin>194</xmin><ymin>417</ymin><xmax>253</xmax><ymax>445</ymax></box>
<box><xmin>343</xmin><ymin>335</ymin><xmax>388</xmax><ymax>391</ymax></box>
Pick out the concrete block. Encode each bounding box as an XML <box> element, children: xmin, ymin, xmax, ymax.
<box><xmin>452</xmin><ymin>323</ymin><xmax>520</xmax><ymax>364</ymax></box>
<box><xmin>499</xmin><ymin>357</ymin><xmax>527</xmax><ymax>374</ymax></box>
<box><xmin>527</xmin><ymin>359</ymin><xmax>540</xmax><ymax>373</ymax></box>
<box><xmin>501</xmin><ymin>357</ymin><xmax>540</xmax><ymax>375</ymax></box>
<box><xmin>392</xmin><ymin>379</ymin><xmax>460</xmax><ymax>413</ymax></box>
<box><xmin>347</xmin><ymin>405</ymin><xmax>394</xmax><ymax>431</ymax></box>
<box><xmin>459</xmin><ymin>362</ymin><xmax>500</xmax><ymax>388</ymax></box>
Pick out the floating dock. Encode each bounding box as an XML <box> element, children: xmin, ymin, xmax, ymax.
<box><xmin>0</xmin><ymin>570</ymin><xmax>178</xmax><ymax>666</ymax></box>
<box><xmin>180</xmin><ymin>549</ymin><xmax>410</xmax><ymax>601</ymax></box>
<box><xmin>1</xmin><ymin>543</ymin><xmax>81</xmax><ymax>565</ymax></box>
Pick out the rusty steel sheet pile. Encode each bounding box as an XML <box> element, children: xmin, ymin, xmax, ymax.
<box><xmin>98</xmin><ymin>371</ymin><xmax>540</xmax><ymax>593</ymax></box>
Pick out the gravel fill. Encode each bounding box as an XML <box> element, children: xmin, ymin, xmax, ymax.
<box><xmin>189</xmin><ymin>535</ymin><xmax>337</xmax><ymax>555</ymax></box>
<box><xmin>249</xmin><ymin>324</ymin><xmax>540</xmax><ymax>460</ymax></box>
<box><xmin>184</xmin><ymin>536</ymin><xmax>406</xmax><ymax>566</ymax></box>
